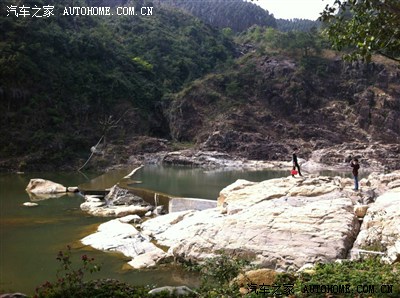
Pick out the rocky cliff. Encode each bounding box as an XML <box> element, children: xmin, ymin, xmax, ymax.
<box><xmin>165</xmin><ymin>54</ymin><xmax>400</xmax><ymax>170</ymax></box>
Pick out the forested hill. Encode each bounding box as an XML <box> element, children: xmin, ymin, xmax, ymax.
<box><xmin>159</xmin><ymin>0</ymin><xmax>277</xmax><ymax>32</ymax></box>
<box><xmin>276</xmin><ymin>18</ymin><xmax>320</xmax><ymax>32</ymax></box>
<box><xmin>0</xmin><ymin>0</ymin><xmax>235</xmax><ymax>170</ymax></box>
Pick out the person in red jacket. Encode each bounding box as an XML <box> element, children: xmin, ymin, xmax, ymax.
<box><xmin>350</xmin><ymin>158</ymin><xmax>360</xmax><ymax>191</ymax></box>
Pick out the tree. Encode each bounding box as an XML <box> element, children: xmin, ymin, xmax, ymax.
<box><xmin>320</xmin><ymin>0</ymin><xmax>400</xmax><ymax>63</ymax></box>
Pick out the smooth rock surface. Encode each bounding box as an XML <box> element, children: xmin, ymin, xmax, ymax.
<box><xmin>128</xmin><ymin>248</ymin><xmax>168</xmax><ymax>269</ymax></box>
<box><xmin>169</xmin><ymin>197</ymin><xmax>217</xmax><ymax>213</ymax></box>
<box><xmin>119</xmin><ymin>214</ymin><xmax>141</xmax><ymax>223</ymax></box>
<box><xmin>81</xmin><ymin>218</ymin><xmax>169</xmax><ymax>268</ymax></box>
<box><xmin>163</xmin><ymin>196</ymin><xmax>359</xmax><ymax>271</ymax></box>
<box><xmin>217</xmin><ymin>176</ymin><xmax>342</xmax><ymax>214</ymax></box>
<box><xmin>26</xmin><ymin>179</ymin><xmax>66</xmax><ymax>194</ymax></box>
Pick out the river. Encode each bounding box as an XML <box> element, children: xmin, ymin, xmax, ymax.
<box><xmin>0</xmin><ymin>165</ymin><xmax>351</xmax><ymax>295</ymax></box>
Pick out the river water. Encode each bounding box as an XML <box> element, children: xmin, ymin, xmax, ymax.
<box><xmin>0</xmin><ymin>166</ymin><xmax>351</xmax><ymax>294</ymax></box>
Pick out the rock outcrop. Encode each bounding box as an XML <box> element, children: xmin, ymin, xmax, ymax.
<box><xmin>350</xmin><ymin>185</ymin><xmax>400</xmax><ymax>263</ymax></box>
<box><xmin>166</xmin><ymin>56</ymin><xmax>400</xmax><ymax>170</ymax></box>
<box><xmin>143</xmin><ymin>190</ymin><xmax>359</xmax><ymax>271</ymax></box>
<box><xmin>303</xmin><ymin>143</ymin><xmax>400</xmax><ymax>172</ymax></box>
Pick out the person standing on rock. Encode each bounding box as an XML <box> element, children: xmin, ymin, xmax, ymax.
<box><xmin>350</xmin><ymin>158</ymin><xmax>360</xmax><ymax>191</ymax></box>
<box><xmin>292</xmin><ymin>148</ymin><xmax>302</xmax><ymax>177</ymax></box>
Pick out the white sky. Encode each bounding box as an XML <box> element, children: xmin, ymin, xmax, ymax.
<box><xmin>250</xmin><ymin>0</ymin><xmax>335</xmax><ymax>20</ymax></box>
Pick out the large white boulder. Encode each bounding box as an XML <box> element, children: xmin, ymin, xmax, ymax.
<box><xmin>26</xmin><ymin>179</ymin><xmax>66</xmax><ymax>194</ymax></box>
<box><xmin>142</xmin><ymin>176</ymin><xmax>360</xmax><ymax>271</ymax></box>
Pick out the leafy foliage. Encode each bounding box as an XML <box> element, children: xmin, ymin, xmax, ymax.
<box><xmin>320</xmin><ymin>0</ymin><xmax>400</xmax><ymax>63</ymax></box>
<box><xmin>34</xmin><ymin>246</ymin><xmax>101</xmax><ymax>298</ymax></box>
<box><xmin>33</xmin><ymin>246</ymin><xmax>189</xmax><ymax>298</ymax></box>
<box><xmin>183</xmin><ymin>251</ymin><xmax>253</xmax><ymax>297</ymax></box>
<box><xmin>276</xmin><ymin>18</ymin><xmax>321</xmax><ymax>32</ymax></box>
<box><xmin>276</xmin><ymin>257</ymin><xmax>400</xmax><ymax>297</ymax></box>
<box><xmin>237</xmin><ymin>26</ymin><xmax>327</xmax><ymax>58</ymax></box>
<box><xmin>34</xmin><ymin>248</ymin><xmax>400</xmax><ymax>298</ymax></box>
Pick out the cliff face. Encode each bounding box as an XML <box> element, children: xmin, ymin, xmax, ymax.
<box><xmin>166</xmin><ymin>54</ymin><xmax>400</xmax><ymax>169</ymax></box>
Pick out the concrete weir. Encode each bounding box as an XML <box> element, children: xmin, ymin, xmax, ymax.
<box><xmin>126</xmin><ymin>187</ymin><xmax>217</xmax><ymax>213</ymax></box>
<box><xmin>168</xmin><ymin>197</ymin><xmax>217</xmax><ymax>213</ymax></box>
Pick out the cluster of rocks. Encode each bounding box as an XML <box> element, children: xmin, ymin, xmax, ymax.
<box><xmin>162</xmin><ymin>149</ymin><xmax>291</xmax><ymax>169</ymax></box>
<box><xmin>80</xmin><ymin>170</ymin><xmax>400</xmax><ymax>273</ymax></box>
<box><xmin>303</xmin><ymin>142</ymin><xmax>400</xmax><ymax>172</ymax></box>
<box><xmin>80</xmin><ymin>185</ymin><xmax>161</xmax><ymax>217</ymax></box>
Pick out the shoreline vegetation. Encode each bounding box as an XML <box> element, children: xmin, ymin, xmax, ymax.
<box><xmin>30</xmin><ymin>246</ymin><xmax>400</xmax><ymax>298</ymax></box>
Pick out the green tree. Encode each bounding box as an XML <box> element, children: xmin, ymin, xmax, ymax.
<box><xmin>320</xmin><ymin>0</ymin><xmax>400</xmax><ymax>63</ymax></box>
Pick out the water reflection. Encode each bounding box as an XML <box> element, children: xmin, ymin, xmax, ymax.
<box><xmin>122</xmin><ymin>165</ymin><xmax>289</xmax><ymax>200</ymax></box>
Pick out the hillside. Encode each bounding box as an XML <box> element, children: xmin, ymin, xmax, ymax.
<box><xmin>164</xmin><ymin>29</ymin><xmax>400</xmax><ymax>169</ymax></box>
<box><xmin>0</xmin><ymin>0</ymin><xmax>235</xmax><ymax>171</ymax></box>
<box><xmin>159</xmin><ymin>0</ymin><xmax>277</xmax><ymax>32</ymax></box>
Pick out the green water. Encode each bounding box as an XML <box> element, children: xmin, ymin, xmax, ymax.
<box><xmin>0</xmin><ymin>166</ymin><xmax>352</xmax><ymax>295</ymax></box>
<box><xmin>0</xmin><ymin>169</ymin><xmax>204</xmax><ymax>295</ymax></box>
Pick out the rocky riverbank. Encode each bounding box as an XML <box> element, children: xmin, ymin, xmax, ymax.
<box><xmin>94</xmin><ymin>138</ymin><xmax>399</xmax><ymax>174</ymax></box>
<box><xmin>80</xmin><ymin>170</ymin><xmax>400</xmax><ymax>272</ymax></box>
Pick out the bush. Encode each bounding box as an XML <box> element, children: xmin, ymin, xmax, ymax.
<box><xmin>275</xmin><ymin>256</ymin><xmax>400</xmax><ymax>297</ymax></box>
<box><xmin>183</xmin><ymin>250</ymin><xmax>254</xmax><ymax>297</ymax></box>
<box><xmin>34</xmin><ymin>246</ymin><xmax>185</xmax><ymax>298</ymax></box>
<box><xmin>34</xmin><ymin>245</ymin><xmax>101</xmax><ymax>298</ymax></box>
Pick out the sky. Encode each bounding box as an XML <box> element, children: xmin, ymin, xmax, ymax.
<box><xmin>250</xmin><ymin>0</ymin><xmax>335</xmax><ymax>20</ymax></box>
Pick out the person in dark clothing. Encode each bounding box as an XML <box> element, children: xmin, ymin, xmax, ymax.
<box><xmin>350</xmin><ymin>158</ymin><xmax>360</xmax><ymax>191</ymax></box>
<box><xmin>292</xmin><ymin>148</ymin><xmax>302</xmax><ymax>177</ymax></box>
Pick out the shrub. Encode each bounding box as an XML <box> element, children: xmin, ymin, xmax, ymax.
<box><xmin>34</xmin><ymin>245</ymin><xmax>101</xmax><ymax>298</ymax></box>
<box><xmin>275</xmin><ymin>256</ymin><xmax>400</xmax><ymax>297</ymax></box>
